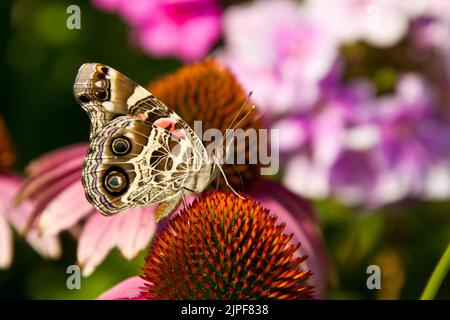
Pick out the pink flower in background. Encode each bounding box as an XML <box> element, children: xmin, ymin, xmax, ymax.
<box><xmin>364</xmin><ymin>74</ymin><xmax>450</xmax><ymax>203</ymax></box>
<box><xmin>411</xmin><ymin>13</ymin><xmax>450</xmax><ymax>66</ymax></box>
<box><xmin>281</xmin><ymin>74</ymin><xmax>450</xmax><ymax>206</ymax></box>
<box><xmin>424</xmin><ymin>0</ymin><xmax>450</xmax><ymax>22</ymax></box>
<box><xmin>0</xmin><ymin>174</ymin><xmax>60</xmax><ymax>269</ymax></box>
<box><xmin>92</xmin><ymin>0</ymin><xmax>222</xmax><ymax>62</ymax></box>
<box><xmin>218</xmin><ymin>0</ymin><xmax>338</xmax><ymax>115</ymax></box>
<box><xmin>331</xmin><ymin>74</ymin><xmax>450</xmax><ymax>205</ymax></box>
<box><xmin>281</xmin><ymin>79</ymin><xmax>375</xmax><ymax>201</ymax></box>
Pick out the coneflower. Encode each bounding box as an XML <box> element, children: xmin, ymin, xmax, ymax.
<box><xmin>15</xmin><ymin>60</ymin><xmax>328</xmax><ymax>283</ymax></box>
<box><xmin>0</xmin><ymin>117</ymin><xmax>15</xmax><ymax>268</ymax></box>
<box><xmin>141</xmin><ymin>192</ymin><xmax>313</xmax><ymax>300</ymax></box>
<box><xmin>0</xmin><ymin>118</ymin><xmax>15</xmax><ymax>171</ymax></box>
<box><xmin>0</xmin><ymin>118</ymin><xmax>60</xmax><ymax>269</ymax></box>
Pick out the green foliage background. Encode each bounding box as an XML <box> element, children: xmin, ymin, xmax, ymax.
<box><xmin>0</xmin><ymin>0</ymin><xmax>449</xmax><ymax>299</ymax></box>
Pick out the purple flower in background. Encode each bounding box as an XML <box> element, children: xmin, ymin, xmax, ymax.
<box><xmin>411</xmin><ymin>14</ymin><xmax>450</xmax><ymax>68</ymax></box>
<box><xmin>282</xmin><ymin>73</ymin><xmax>450</xmax><ymax>206</ymax></box>
<box><xmin>424</xmin><ymin>0</ymin><xmax>450</xmax><ymax>21</ymax></box>
<box><xmin>365</xmin><ymin>74</ymin><xmax>450</xmax><ymax>204</ymax></box>
<box><xmin>218</xmin><ymin>0</ymin><xmax>338</xmax><ymax>115</ymax></box>
<box><xmin>92</xmin><ymin>0</ymin><xmax>222</xmax><ymax>62</ymax></box>
<box><xmin>281</xmin><ymin>80</ymin><xmax>376</xmax><ymax>200</ymax></box>
<box><xmin>329</xmin><ymin>75</ymin><xmax>448</xmax><ymax>205</ymax></box>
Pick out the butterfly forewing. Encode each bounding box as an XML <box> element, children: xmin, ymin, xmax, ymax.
<box><xmin>74</xmin><ymin>63</ymin><xmax>170</xmax><ymax>138</ymax></box>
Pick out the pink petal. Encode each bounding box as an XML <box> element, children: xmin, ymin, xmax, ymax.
<box><xmin>25</xmin><ymin>171</ymin><xmax>82</xmax><ymax>232</ymax></box>
<box><xmin>77</xmin><ymin>212</ymin><xmax>120</xmax><ymax>277</ymax></box>
<box><xmin>137</xmin><ymin>22</ymin><xmax>179</xmax><ymax>57</ymax></box>
<box><xmin>0</xmin><ymin>176</ymin><xmax>32</xmax><ymax>231</ymax></box>
<box><xmin>116</xmin><ymin>207</ymin><xmax>156</xmax><ymax>260</ymax></box>
<box><xmin>0</xmin><ymin>212</ymin><xmax>13</xmax><ymax>269</ymax></box>
<box><xmin>252</xmin><ymin>180</ymin><xmax>331</xmax><ymax>294</ymax></box>
<box><xmin>39</xmin><ymin>180</ymin><xmax>93</xmax><ymax>236</ymax></box>
<box><xmin>26</xmin><ymin>143</ymin><xmax>87</xmax><ymax>176</ymax></box>
<box><xmin>91</xmin><ymin>0</ymin><xmax>122</xmax><ymax>12</ymax></box>
<box><xmin>25</xmin><ymin>229</ymin><xmax>61</xmax><ymax>259</ymax></box>
<box><xmin>177</xmin><ymin>16</ymin><xmax>221</xmax><ymax>61</ymax></box>
<box><xmin>136</xmin><ymin>10</ymin><xmax>220</xmax><ymax>62</ymax></box>
<box><xmin>17</xmin><ymin>157</ymin><xmax>82</xmax><ymax>203</ymax></box>
<box><xmin>0</xmin><ymin>175</ymin><xmax>61</xmax><ymax>260</ymax></box>
<box><xmin>117</xmin><ymin>0</ymin><xmax>158</xmax><ymax>26</ymax></box>
<box><xmin>0</xmin><ymin>174</ymin><xmax>22</xmax><ymax>201</ymax></box>
<box><xmin>252</xmin><ymin>180</ymin><xmax>319</xmax><ymax>225</ymax></box>
<box><xmin>97</xmin><ymin>276</ymin><xmax>146</xmax><ymax>300</ymax></box>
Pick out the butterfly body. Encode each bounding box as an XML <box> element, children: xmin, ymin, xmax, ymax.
<box><xmin>74</xmin><ymin>63</ymin><xmax>218</xmax><ymax>220</ymax></box>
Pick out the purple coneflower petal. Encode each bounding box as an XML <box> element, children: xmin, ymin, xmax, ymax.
<box><xmin>251</xmin><ymin>180</ymin><xmax>331</xmax><ymax>294</ymax></box>
<box><xmin>77</xmin><ymin>207</ymin><xmax>156</xmax><ymax>276</ymax></box>
<box><xmin>39</xmin><ymin>180</ymin><xmax>93</xmax><ymax>236</ymax></box>
<box><xmin>16</xmin><ymin>143</ymin><xmax>163</xmax><ymax>276</ymax></box>
<box><xmin>77</xmin><ymin>212</ymin><xmax>120</xmax><ymax>277</ymax></box>
<box><xmin>24</xmin><ymin>171</ymin><xmax>82</xmax><ymax>232</ymax></box>
<box><xmin>14</xmin><ymin>144</ymin><xmax>87</xmax><ymax>237</ymax></box>
<box><xmin>115</xmin><ymin>207</ymin><xmax>157</xmax><ymax>260</ymax></box>
<box><xmin>17</xmin><ymin>157</ymin><xmax>83</xmax><ymax>204</ymax></box>
<box><xmin>96</xmin><ymin>276</ymin><xmax>146</xmax><ymax>300</ymax></box>
<box><xmin>0</xmin><ymin>209</ymin><xmax>12</xmax><ymax>269</ymax></box>
<box><xmin>0</xmin><ymin>174</ymin><xmax>61</xmax><ymax>260</ymax></box>
<box><xmin>25</xmin><ymin>143</ymin><xmax>87</xmax><ymax>177</ymax></box>
<box><xmin>25</xmin><ymin>227</ymin><xmax>62</xmax><ymax>259</ymax></box>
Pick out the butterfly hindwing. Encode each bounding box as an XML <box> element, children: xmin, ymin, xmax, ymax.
<box><xmin>83</xmin><ymin>116</ymin><xmax>175</xmax><ymax>214</ymax></box>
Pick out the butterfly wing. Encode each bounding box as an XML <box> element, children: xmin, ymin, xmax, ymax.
<box><xmin>74</xmin><ymin>62</ymin><xmax>169</xmax><ymax>138</ymax></box>
<box><xmin>77</xmin><ymin>63</ymin><xmax>215</xmax><ymax>217</ymax></box>
<box><xmin>82</xmin><ymin>114</ymin><xmax>213</xmax><ymax>216</ymax></box>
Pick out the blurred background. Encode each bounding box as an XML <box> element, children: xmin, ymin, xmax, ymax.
<box><xmin>0</xmin><ymin>0</ymin><xmax>449</xmax><ymax>299</ymax></box>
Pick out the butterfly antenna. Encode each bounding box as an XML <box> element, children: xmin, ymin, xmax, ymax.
<box><xmin>210</xmin><ymin>92</ymin><xmax>256</xmax><ymax>200</ymax></box>
<box><xmin>214</xmin><ymin>91</ymin><xmax>255</xmax><ymax>157</ymax></box>
<box><xmin>226</xmin><ymin>91</ymin><xmax>253</xmax><ymax>131</ymax></box>
<box><xmin>211</xmin><ymin>92</ymin><xmax>256</xmax><ymax>164</ymax></box>
<box><xmin>223</xmin><ymin>105</ymin><xmax>256</xmax><ymax>141</ymax></box>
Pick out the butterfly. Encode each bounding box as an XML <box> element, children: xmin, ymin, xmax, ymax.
<box><xmin>73</xmin><ymin>63</ymin><xmax>237</xmax><ymax>221</ymax></box>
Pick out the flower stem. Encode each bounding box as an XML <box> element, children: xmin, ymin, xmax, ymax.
<box><xmin>420</xmin><ymin>243</ymin><xmax>450</xmax><ymax>300</ymax></box>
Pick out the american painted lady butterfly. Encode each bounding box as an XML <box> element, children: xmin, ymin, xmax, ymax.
<box><xmin>74</xmin><ymin>63</ymin><xmax>227</xmax><ymax>221</ymax></box>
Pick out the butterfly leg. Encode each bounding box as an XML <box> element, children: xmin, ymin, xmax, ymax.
<box><xmin>180</xmin><ymin>188</ymin><xmax>189</xmax><ymax>210</ymax></box>
<box><xmin>214</xmin><ymin>162</ymin><xmax>245</xmax><ymax>200</ymax></box>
